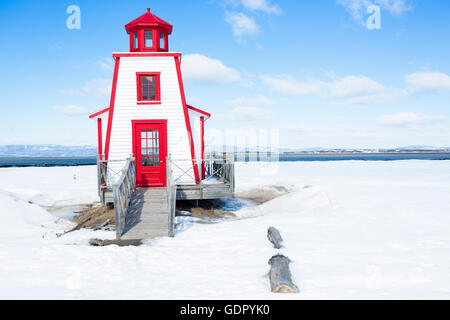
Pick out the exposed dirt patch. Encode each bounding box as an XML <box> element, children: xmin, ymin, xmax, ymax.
<box><xmin>75</xmin><ymin>203</ymin><xmax>115</xmax><ymax>230</ymax></box>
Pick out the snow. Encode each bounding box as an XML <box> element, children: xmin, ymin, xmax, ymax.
<box><xmin>1</xmin><ymin>161</ymin><xmax>450</xmax><ymax>299</ymax></box>
<box><xmin>0</xmin><ymin>166</ymin><xmax>98</xmax><ymax>207</ymax></box>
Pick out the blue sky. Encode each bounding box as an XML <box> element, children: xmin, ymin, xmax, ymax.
<box><xmin>0</xmin><ymin>0</ymin><xmax>449</xmax><ymax>149</ymax></box>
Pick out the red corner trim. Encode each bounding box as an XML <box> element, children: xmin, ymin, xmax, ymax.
<box><xmin>174</xmin><ymin>56</ymin><xmax>200</xmax><ymax>184</ymax></box>
<box><xmin>97</xmin><ymin>118</ymin><xmax>103</xmax><ymax>159</ymax></box>
<box><xmin>104</xmin><ymin>57</ymin><xmax>121</xmax><ymax>161</ymax></box>
<box><xmin>201</xmin><ymin>116</ymin><xmax>205</xmax><ymax>180</ymax></box>
<box><xmin>89</xmin><ymin>107</ymin><xmax>110</xmax><ymax>119</ymax></box>
<box><xmin>187</xmin><ymin>105</ymin><xmax>211</xmax><ymax>119</ymax></box>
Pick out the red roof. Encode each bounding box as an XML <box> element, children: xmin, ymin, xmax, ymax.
<box><xmin>125</xmin><ymin>8</ymin><xmax>173</xmax><ymax>34</ymax></box>
<box><xmin>89</xmin><ymin>107</ymin><xmax>110</xmax><ymax>119</ymax></box>
<box><xmin>187</xmin><ymin>105</ymin><xmax>211</xmax><ymax>119</ymax></box>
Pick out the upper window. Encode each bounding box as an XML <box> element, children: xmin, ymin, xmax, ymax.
<box><xmin>144</xmin><ymin>31</ymin><xmax>153</xmax><ymax>48</ymax></box>
<box><xmin>159</xmin><ymin>32</ymin><xmax>165</xmax><ymax>49</ymax></box>
<box><xmin>134</xmin><ymin>32</ymin><xmax>138</xmax><ymax>49</ymax></box>
<box><xmin>137</xmin><ymin>72</ymin><xmax>161</xmax><ymax>104</ymax></box>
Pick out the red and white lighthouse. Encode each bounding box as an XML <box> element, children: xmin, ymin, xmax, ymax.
<box><xmin>90</xmin><ymin>9</ymin><xmax>210</xmax><ymax>188</ymax></box>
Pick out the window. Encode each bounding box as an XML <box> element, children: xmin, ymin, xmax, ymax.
<box><xmin>144</xmin><ymin>31</ymin><xmax>153</xmax><ymax>47</ymax></box>
<box><xmin>136</xmin><ymin>72</ymin><xmax>161</xmax><ymax>104</ymax></box>
<box><xmin>142</xmin><ymin>76</ymin><xmax>156</xmax><ymax>100</ymax></box>
<box><xmin>141</xmin><ymin>130</ymin><xmax>160</xmax><ymax>167</ymax></box>
<box><xmin>134</xmin><ymin>32</ymin><xmax>138</xmax><ymax>49</ymax></box>
<box><xmin>159</xmin><ymin>32</ymin><xmax>165</xmax><ymax>49</ymax></box>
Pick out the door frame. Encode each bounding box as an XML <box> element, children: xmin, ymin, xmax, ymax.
<box><xmin>131</xmin><ymin>119</ymin><xmax>168</xmax><ymax>187</ymax></box>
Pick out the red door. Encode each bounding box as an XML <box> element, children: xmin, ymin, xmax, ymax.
<box><xmin>133</xmin><ymin>120</ymin><xmax>167</xmax><ymax>187</ymax></box>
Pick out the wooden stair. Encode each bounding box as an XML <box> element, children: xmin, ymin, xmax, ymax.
<box><xmin>121</xmin><ymin>188</ymin><xmax>170</xmax><ymax>240</ymax></box>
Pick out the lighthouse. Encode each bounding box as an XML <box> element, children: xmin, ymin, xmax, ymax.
<box><xmin>89</xmin><ymin>8</ymin><xmax>211</xmax><ymax>188</ymax></box>
<box><xmin>89</xmin><ymin>9</ymin><xmax>234</xmax><ymax>239</ymax></box>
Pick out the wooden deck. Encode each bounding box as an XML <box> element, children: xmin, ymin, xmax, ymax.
<box><xmin>105</xmin><ymin>183</ymin><xmax>233</xmax><ymax>203</ymax></box>
<box><xmin>98</xmin><ymin>155</ymin><xmax>234</xmax><ymax>240</ymax></box>
<box><xmin>176</xmin><ymin>182</ymin><xmax>233</xmax><ymax>200</ymax></box>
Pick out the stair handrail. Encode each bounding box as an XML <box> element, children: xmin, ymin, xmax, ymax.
<box><xmin>113</xmin><ymin>157</ymin><xmax>136</xmax><ymax>239</ymax></box>
<box><xmin>166</xmin><ymin>155</ymin><xmax>176</xmax><ymax>237</ymax></box>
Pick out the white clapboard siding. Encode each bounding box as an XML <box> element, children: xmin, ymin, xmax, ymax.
<box><xmin>107</xmin><ymin>56</ymin><xmax>195</xmax><ymax>184</ymax></box>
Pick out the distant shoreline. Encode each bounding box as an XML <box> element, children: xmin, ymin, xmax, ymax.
<box><xmin>2</xmin><ymin>152</ymin><xmax>450</xmax><ymax>167</ymax></box>
<box><xmin>0</xmin><ymin>156</ymin><xmax>98</xmax><ymax>168</ymax></box>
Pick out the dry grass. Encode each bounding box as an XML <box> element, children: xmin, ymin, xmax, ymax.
<box><xmin>75</xmin><ymin>203</ymin><xmax>115</xmax><ymax>230</ymax></box>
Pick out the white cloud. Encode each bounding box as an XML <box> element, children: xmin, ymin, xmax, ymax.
<box><xmin>61</xmin><ymin>78</ymin><xmax>111</xmax><ymax>96</ymax></box>
<box><xmin>280</xmin><ymin>124</ymin><xmax>316</xmax><ymax>133</ymax></box>
<box><xmin>405</xmin><ymin>72</ymin><xmax>450</xmax><ymax>91</ymax></box>
<box><xmin>376</xmin><ymin>0</ymin><xmax>411</xmax><ymax>15</ymax></box>
<box><xmin>53</xmin><ymin>105</ymin><xmax>88</xmax><ymax>116</ymax></box>
<box><xmin>48</xmin><ymin>44</ymin><xmax>62</xmax><ymax>51</ymax></box>
<box><xmin>182</xmin><ymin>54</ymin><xmax>241</xmax><ymax>85</ymax></box>
<box><xmin>241</xmin><ymin>0</ymin><xmax>281</xmax><ymax>14</ymax></box>
<box><xmin>262</xmin><ymin>71</ymin><xmax>450</xmax><ymax>106</ymax></box>
<box><xmin>261</xmin><ymin>75</ymin><xmax>326</xmax><ymax>96</ymax></box>
<box><xmin>337</xmin><ymin>0</ymin><xmax>412</xmax><ymax>24</ymax></box>
<box><xmin>329</xmin><ymin>75</ymin><xmax>385</xmax><ymax>97</ymax></box>
<box><xmin>261</xmin><ymin>74</ymin><xmax>404</xmax><ymax>105</ymax></box>
<box><xmin>228</xmin><ymin>95</ymin><xmax>273</xmax><ymax>106</ymax></box>
<box><xmin>330</xmin><ymin>88</ymin><xmax>407</xmax><ymax>106</ymax></box>
<box><xmin>377</xmin><ymin>112</ymin><xmax>443</xmax><ymax>125</ymax></box>
<box><xmin>232</xmin><ymin>106</ymin><xmax>271</xmax><ymax>121</ymax></box>
<box><xmin>82</xmin><ymin>78</ymin><xmax>111</xmax><ymax>95</ymax></box>
<box><xmin>97</xmin><ymin>57</ymin><xmax>114</xmax><ymax>71</ymax></box>
<box><xmin>225</xmin><ymin>11</ymin><xmax>260</xmax><ymax>37</ymax></box>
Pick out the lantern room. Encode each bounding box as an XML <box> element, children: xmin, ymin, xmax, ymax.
<box><xmin>125</xmin><ymin>8</ymin><xmax>173</xmax><ymax>52</ymax></box>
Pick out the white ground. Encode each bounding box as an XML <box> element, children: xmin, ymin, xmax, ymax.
<box><xmin>1</xmin><ymin>161</ymin><xmax>450</xmax><ymax>299</ymax></box>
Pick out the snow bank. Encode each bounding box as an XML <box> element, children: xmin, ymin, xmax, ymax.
<box><xmin>0</xmin><ymin>166</ymin><xmax>98</xmax><ymax>206</ymax></box>
<box><xmin>0</xmin><ymin>191</ymin><xmax>59</xmax><ymax>240</ymax></box>
<box><xmin>1</xmin><ymin>161</ymin><xmax>450</xmax><ymax>299</ymax></box>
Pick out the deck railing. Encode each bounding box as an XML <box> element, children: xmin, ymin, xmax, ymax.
<box><xmin>166</xmin><ymin>155</ymin><xmax>177</xmax><ymax>237</ymax></box>
<box><xmin>97</xmin><ymin>156</ymin><xmax>134</xmax><ymax>201</ymax></box>
<box><xmin>112</xmin><ymin>158</ymin><xmax>136</xmax><ymax>238</ymax></box>
<box><xmin>97</xmin><ymin>155</ymin><xmax>106</xmax><ymax>203</ymax></box>
<box><xmin>168</xmin><ymin>153</ymin><xmax>235</xmax><ymax>190</ymax></box>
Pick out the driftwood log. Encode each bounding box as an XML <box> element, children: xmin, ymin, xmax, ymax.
<box><xmin>89</xmin><ymin>238</ymin><xmax>142</xmax><ymax>247</ymax></box>
<box><xmin>56</xmin><ymin>216</ymin><xmax>92</xmax><ymax>237</ymax></box>
<box><xmin>268</xmin><ymin>255</ymin><xmax>299</xmax><ymax>293</ymax></box>
<box><xmin>267</xmin><ymin>227</ymin><xmax>283</xmax><ymax>249</ymax></box>
<box><xmin>94</xmin><ymin>219</ymin><xmax>111</xmax><ymax>231</ymax></box>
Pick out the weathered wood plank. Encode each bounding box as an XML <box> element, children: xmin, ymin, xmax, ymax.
<box><xmin>120</xmin><ymin>186</ymin><xmax>171</xmax><ymax>240</ymax></box>
<box><xmin>89</xmin><ymin>238</ymin><xmax>142</xmax><ymax>247</ymax></box>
